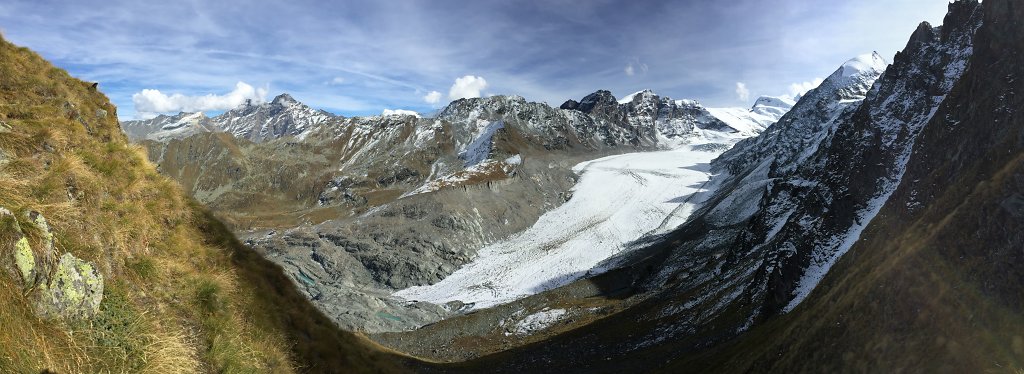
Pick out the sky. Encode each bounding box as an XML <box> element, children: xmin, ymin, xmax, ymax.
<box><xmin>0</xmin><ymin>0</ymin><xmax>953</xmax><ymax>120</ymax></box>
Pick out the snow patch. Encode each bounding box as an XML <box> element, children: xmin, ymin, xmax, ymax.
<box><xmin>504</xmin><ymin>154</ymin><xmax>522</xmax><ymax>165</ymax></box>
<box><xmin>508</xmin><ymin>308</ymin><xmax>567</xmax><ymax>336</ymax></box>
<box><xmin>459</xmin><ymin>120</ymin><xmax>504</xmax><ymax>167</ymax></box>
<box><xmin>840</xmin><ymin>52</ymin><xmax>888</xmax><ymax>78</ymax></box>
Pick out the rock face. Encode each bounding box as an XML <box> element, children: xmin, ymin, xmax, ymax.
<box><xmin>210</xmin><ymin>93</ymin><xmax>335</xmax><ymax>142</ymax></box>
<box><xmin>2</xmin><ymin>208</ymin><xmax>104</xmax><ymax>320</ymax></box>
<box><xmin>138</xmin><ymin>91</ymin><xmax>788</xmax><ymax>333</ymax></box>
<box><xmin>620</xmin><ymin>0</ymin><xmax>980</xmax><ymax>356</ymax></box>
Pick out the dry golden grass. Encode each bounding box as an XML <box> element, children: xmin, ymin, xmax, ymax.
<box><xmin>0</xmin><ymin>34</ymin><xmax>405</xmax><ymax>373</ymax></box>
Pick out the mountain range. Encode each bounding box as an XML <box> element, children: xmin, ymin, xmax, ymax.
<box><xmin>134</xmin><ymin>85</ymin><xmax>792</xmax><ymax>332</ymax></box>
<box><xmin>1</xmin><ymin>0</ymin><xmax>1020</xmax><ymax>372</ymax></box>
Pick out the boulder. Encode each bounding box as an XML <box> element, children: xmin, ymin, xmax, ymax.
<box><xmin>2</xmin><ymin>208</ymin><xmax>104</xmax><ymax>320</ymax></box>
<box><xmin>36</xmin><ymin>253</ymin><xmax>104</xmax><ymax>320</ymax></box>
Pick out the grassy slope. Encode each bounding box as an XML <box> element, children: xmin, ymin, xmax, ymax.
<box><xmin>0</xmin><ymin>35</ymin><xmax>405</xmax><ymax>373</ymax></box>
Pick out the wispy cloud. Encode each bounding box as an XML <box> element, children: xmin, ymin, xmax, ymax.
<box><xmin>0</xmin><ymin>0</ymin><xmax>952</xmax><ymax>118</ymax></box>
<box><xmin>734</xmin><ymin>82</ymin><xmax>750</xmax><ymax>102</ymax></box>
<box><xmin>624</xmin><ymin>58</ymin><xmax>648</xmax><ymax>77</ymax></box>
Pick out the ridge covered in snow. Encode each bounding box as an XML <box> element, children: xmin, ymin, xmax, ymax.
<box><xmin>707</xmin><ymin>95</ymin><xmax>795</xmax><ymax>136</ymax></box>
<box><xmin>121</xmin><ymin>111</ymin><xmax>213</xmax><ymax>142</ymax></box>
<box><xmin>120</xmin><ymin>93</ymin><xmax>339</xmax><ymax>143</ymax></box>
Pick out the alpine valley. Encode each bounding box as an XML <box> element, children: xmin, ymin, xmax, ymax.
<box><xmin>1</xmin><ymin>0</ymin><xmax>1022</xmax><ymax>373</ymax></box>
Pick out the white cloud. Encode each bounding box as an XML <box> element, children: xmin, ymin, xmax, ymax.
<box><xmin>735</xmin><ymin>82</ymin><xmax>750</xmax><ymax>102</ymax></box>
<box><xmin>132</xmin><ymin>81</ymin><xmax>267</xmax><ymax>118</ymax></box>
<box><xmin>624</xmin><ymin>58</ymin><xmax>648</xmax><ymax>77</ymax></box>
<box><xmin>423</xmin><ymin>90</ymin><xmax>443</xmax><ymax>104</ymax></box>
<box><xmin>788</xmin><ymin>78</ymin><xmax>825</xmax><ymax>99</ymax></box>
<box><xmin>382</xmin><ymin>108</ymin><xmax>420</xmax><ymax>117</ymax></box>
<box><xmin>448</xmin><ymin>75</ymin><xmax>488</xmax><ymax>100</ymax></box>
<box><xmin>327</xmin><ymin>76</ymin><xmax>346</xmax><ymax>85</ymax></box>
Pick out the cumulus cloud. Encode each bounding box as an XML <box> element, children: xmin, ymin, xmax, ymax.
<box><xmin>735</xmin><ymin>82</ymin><xmax>750</xmax><ymax>102</ymax></box>
<box><xmin>327</xmin><ymin>76</ymin><xmax>346</xmax><ymax>85</ymax></box>
<box><xmin>788</xmin><ymin>78</ymin><xmax>824</xmax><ymax>99</ymax></box>
<box><xmin>382</xmin><ymin>108</ymin><xmax>420</xmax><ymax>117</ymax></box>
<box><xmin>423</xmin><ymin>90</ymin><xmax>442</xmax><ymax>104</ymax></box>
<box><xmin>448</xmin><ymin>75</ymin><xmax>488</xmax><ymax>100</ymax></box>
<box><xmin>132</xmin><ymin>81</ymin><xmax>267</xmax><ymax>118</ymax></box>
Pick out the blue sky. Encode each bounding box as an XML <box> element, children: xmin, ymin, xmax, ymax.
<box><xmin>0</xmin><ymin>1</ymin><xmax>951</xmax><ymax>120</ymax></box>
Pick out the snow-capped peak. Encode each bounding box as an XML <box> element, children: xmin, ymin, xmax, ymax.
<box><xmin>753</xmin><ymin>96</ymin><xmax>796</xmax><ymax>110</ymax></box>
<box><xmin>210</xmin><ymin>93</ymin><xmax>337</xmax><ymax>142</ymax></box>
<box><xmin>839</xmin><ymin>52</ymin><xmax>888</xmax><ymax>78</ymax></box>
<box><xmin>160</xmin><ymin>111</ymin><xmax>206</xmax><ymax>131</ymax></box>
<box><xmin>617</xmin><ymin>89</ymin><xmax>655</xmax><ymax>104</ymax></box>
<box><xmin>749</xmin><ymin>96</ymin><xmax>796</xmax><ymax>119</ymax></box>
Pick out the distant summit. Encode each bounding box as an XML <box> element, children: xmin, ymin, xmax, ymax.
<box><xmin>120</xmin><ymin>93</ymin><xmax>338</xmax><ymax>142</ymax></box>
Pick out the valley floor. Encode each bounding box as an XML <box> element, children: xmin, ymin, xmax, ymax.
<box><xmin>394</xmin><ymin>134</ymin><xmax>739</xmax><ymax>310</ymax></box>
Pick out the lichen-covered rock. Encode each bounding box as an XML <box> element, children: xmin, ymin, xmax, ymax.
<box><xmin>3</xmin><ymin>208</ymin><xmax>103</xmax><ymax>319</ymax></box>
<box><xmin>14</xmin><ymin>235</ymin><xmax>35</xmax><ymax>284</ymax></box>
<box><xmin>27</xmin><ymin>211</ymin><xmax>54</xmax><ymax>254</ymax></box>
<box><xmin>1</xmin><ymin>207</ymin><xmax>33</xmax><ymax>286</ymax></box>
<box><xmin>3</xmin><ymin>209</ymin><xmax>57</xmax><ymax>289</ymax></box>
<box><xmin>36</xmin><ymin>253</ymin><xmax>104</xmax><ymax>320</ymax></box>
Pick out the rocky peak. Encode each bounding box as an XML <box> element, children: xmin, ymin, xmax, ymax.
<box><xmin>271</xmin><ymin>93</ymin><xmax>297</xmax><ymax>105</ymax></box>
<box><xmin>207</xmin><ymin>92</ymin><xmax>336</xmax><ymax>143</ymax></box>
<box><xmin>618</xmin><ymin>89</ymin><xmax>658</xmax><ymax>105</ymax></box>
<box><xmin>437</xmin><ymin>95</ymin><xmax>529</xmax><ymax>121</ymax></box>
<box><xmin>826</xmin><ymin>53</ymin><xmax>888</xmax><ymax>101</ymax></box>
<box><xmin>944</xmin><ymin>0</ymin><xmax>984</xmax><ymax>40</ymax></box>
<box><xmin>576</xmin><ymin>90</ymin><xmax>618</xmax><ymax>113</ymax></box>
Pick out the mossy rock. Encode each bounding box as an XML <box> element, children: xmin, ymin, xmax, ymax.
<box><xmin>1</xmin><ymin>208</ymin><xmax>103</xmax><ymax>319</ymax></box>
<box><xmin>3</xmin><ymin>209</ymin><xmax>57</xmax><ymax>290</ymax></box>
<box><xmin>36</xmin><ymin>253</ymin><xmax>104</xmax><ymax>320</ymax></box>
<box><xmin>14</xmin><ymin>235</ymin><xmax>35</xmax><ymax>284</ymax></box>
<box><xmin>1</xmin><ymin>207</ymin><xmax>32</xmax><ymax>286</ymax></box>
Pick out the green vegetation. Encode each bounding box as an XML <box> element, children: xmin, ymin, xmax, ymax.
<box><xmin>0</xmin><ymin>35</ymin><xmax>404</xmax><ymax>373</ymax></box>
